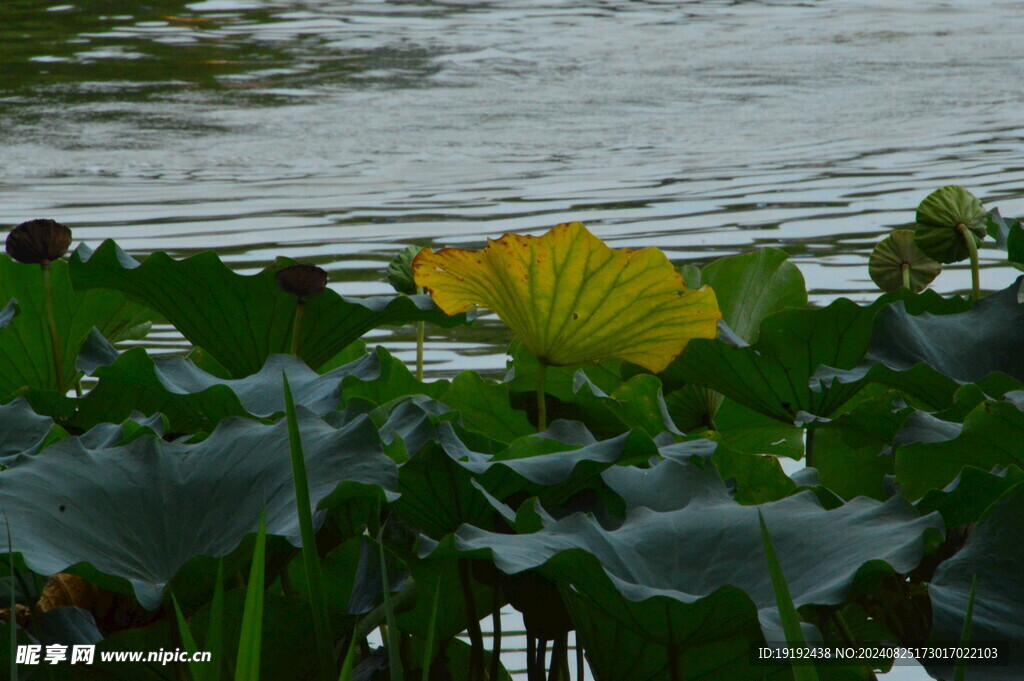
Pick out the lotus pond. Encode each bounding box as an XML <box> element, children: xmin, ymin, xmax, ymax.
<box><xmin>0</xmin><ymin>185</ymin><xmax>1023</xmax><ymax>681</ymax></box>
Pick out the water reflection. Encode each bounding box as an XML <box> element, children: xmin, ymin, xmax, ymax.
<box><xmin>1</xmin><ymin>0</ymin><xmax>1024</xmax><ymax>380</ymax></box>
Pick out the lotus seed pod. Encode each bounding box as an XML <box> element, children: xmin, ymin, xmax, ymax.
<box><xmin>5</xmin><ymin>219</ymin><xmax>72</xmax><ymax>264</ymax></box>
<box><xmin>275</xmin><ymin>263</ymin><xmax>328</xmax><ymax>300</ymax></box>
<box><xmin>869</xmin><ymin>230</ymin><xmax>942</xmax><ymax>293</ymax></box>
<box><xmin>385</xmin><ymin>244</ymin><xmax>421</xmax><ymax>294</ymax></box>
<box><xmin>913</xmin><ymin>186</ymin><xmax>986</xmax><ymax>264</ymax></box>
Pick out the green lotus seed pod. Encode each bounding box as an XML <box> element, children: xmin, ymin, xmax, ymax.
<box><xmin>275</xmin><ymin>263</ymin><xmax>327</xmax><ymax>300</ymax></box>
<box><xmin>386</xmin><ymin>244</ymin><xmax>421</xmax><ymax>294</ymax></box>
<box><xmin>913</xmin><ymin>185</ymin><xmax>986</xmax><ymax>264</ymax></box>
<box><xmin>5</xmin><ymin>219</ymin><xmax>72</xmax><ymax>264</ymax></box>
<box><xmin>869</xmin><ymin>230</ymin><xmax>941</xmax><ymax>293</ymax></box>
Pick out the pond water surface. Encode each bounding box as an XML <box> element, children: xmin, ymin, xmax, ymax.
<box><xmin>3</xmin><ymin>1</ymin><xmax>1023</xmax><ymax>678</ymax></box>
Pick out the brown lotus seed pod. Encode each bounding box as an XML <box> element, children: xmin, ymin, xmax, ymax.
<box><xmin>5</xmin><ymin>219</ymin><xmax>72</xmax><ymax>264</ymax></box>
<box><xmin>275</xmin><ymin>263</ymin><xmax>328</xmax><ymax>300</ymax></box>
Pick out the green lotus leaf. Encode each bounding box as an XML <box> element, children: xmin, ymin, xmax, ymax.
<box><xmin>868</xmin><ymin>230</ymin><xmax>941</xmax><ymax>293</ymax></box>
<box><xmin>896</xmin><ymin>398</ymin><xmax>1024</xmax><ymax>500</ymax></box>
<box><xmin>422</xmin><ymin>459</ymin><xmax>942</xmax><ymax>680</ymax></box>
<box><xmin>812</xmin><ymin>389</ymin><xmax>912</xmax><ymax>501</ymax></box>
<box><xmin>0</xmin><ymin>255</ymin><xmax>156</xmax><ymax>399</ymax></box>
<box><xmin>0</xmin><ymin>409</ymin><xmax>396</xmax><ymax>609</ymax></box>
<box><xmin>865</xmin><ymin>277</ymin><xmax>1024</xmax><ymax>385</ymax></box>
<box><xmin>700</xmin><ymin>247</ymin><xmax>807</xmax><ymax>344</ymax></box>
<box><xmin>69</xmin><ymin>240</ymin><xmax>468</xmax><ymax>378</ymax></box>
<box><xmin>0</xmin><ymin>398</ymin><xmax>56</xmax><ymax>456</ymax></box>
<box><xmin>913</xmin><ymin>185</ymin><xmax>986</xmax><ymax>264</ymax></box>
<box><xmin>927</xmin><ymin>483</ymin><xmax>1024</xmax><ymax>681</ymax></box>
<box><xmin>442</xmin><ymin>370</ymin><xmax>535</xmax><ymax>443</ymax></box>
<box><xmin>23</xmin><ymin>333</ymin><xmax>390</xmax><ymax>433</ymax></box>
<box><xmin>338</xmin><ymin>345</ymin><xmax>449</xmax><ymax>408</ymax></box>
<box><xmin>984</xmin><ymin>207</ymin><xmax>1024</xmax><ymax>273</ymax></box>
<box><xmin>669</xmin><ymin>297</ymin><xmax>884</xmax><ymax>424</ymax></box>
<box><xmin>414</xmin><ymin>222</ymin><xmax>720</xmax><ymax>372</ymax></box>
<box><xmin>915</xmin><ymin>466</ymin><xmax>1024</xmax><ymax>530</ymax></box>
<box><xmin>385</xmin><ymin>244</ymin><xmax>421</xmax><ymax>294</ymax></box>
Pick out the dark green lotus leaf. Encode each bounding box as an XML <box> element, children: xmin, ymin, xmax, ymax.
<box><xmin>896</xmin><ymin>399</ymin><xmax>1024</xmax><ymax>500</ymax></box>
<box><xmin>442</xmin><ymin>370</ymin><xmax>535</xmax><ymax>443</ymax></box>
<box><xmin>927</xmin><ymin>484</ymin><xmax>1024</xmax><ymax>681</ymax></box>
<box><xmin>386</xmin><ymin>244</ymin><xmax>421</xmax><ymax>295</ymax></box>
<box><xmin>45</xmin><ymin>620</ymin><xmax>178</xmax><ymax>681</ymax></box>
<box><xmin>0</xmin><ymin>409</ymin><xmax>395</xmax><ymax>609</ymax></box>
<box><xmin>0</xmin><ymin>256</ymin><xmax>156</xmax><ymax>399</ymax></box>
<box><xmin>572</xmin><ymin>371</ymin><xmax>682</xmax><ymax>438</ymax></box>
<box><xmin>916</xmin><ymin>465</ymin><xmax>1024</xmax><ymax>530</ymax></box>
<box><xmin>865</xmin><ymin>277</ymin><xmax>1024</xmax><ymax>386</ymax></box>
<box><xmin>23</xmin><ymin>331</ymin><xmax>387</xmax><ymax>433</ymax></box>
<box><xmin>812</xmin><ymin>388</ymin><xmax>913</xmax><ymax>501</ymax></box>
<box><xmin>985</xmin><ymin>207</ymin><xmax>1024</xmax><ymax>273</ymax></box>
<box><xmin>422</xmin><ymin>459</ymin><xmax>941</xmax><ymax>680</ymax></box>
<box><xmin>184</xmin><ymin>591</ymin><xmax>322</xmax><ymax>681</ymax></box>
<box><xmin>68</xmin><ymin>240</ymin><xmax>468</xmax><ymax>378</ymax></box>
<box><xmin>658</xmin><ymin>438</ymin><xmax>796</xmax><ymax>505</ymax></box>
<box><xmin>712</xmin><ymin>398</ymin><xmax>805</xmax><ymax>459</ymax></box>
<box><xmin>701</xmin><ymin>248</ymin><xmax>807</xmax><ymax>344</ymax></box>
<box><xmin>669</xmin><ymin>298</ymin><xmax>884</xmax><ymax>425</ymax></box>
<box><xmin>444</xmin><ymin>460</ymin><xmax>941</xmax><ymax>610</ymax></box>
<box><xmin>391</xmin><ymin>415</ymin><xmax>654</xmax><ymax>537</ymax></box>
<box><xmin>913</xmin><ymin>185</ymin><xmax>987</xmax><ymax>264</ymax></box>
<box><xmin>869</xmin><ymin>230</ymin><xmax>942</xmax><ymax>293</ymax></box>
<box><xmin>339</xmin><ymin>345</ymin><xmax>449</xmax><ymax>408</ymax></box>
<box><xmin>0</xmin><ymin>397</ymin><xmax>56</xmax><ymax>456</ymax></box>
<box><xmin>812</xmin><ymin>361</ymin><xmax>962</xmax><ymax>413</ymax></box>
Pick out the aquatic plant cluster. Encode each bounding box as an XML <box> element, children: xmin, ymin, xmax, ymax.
<box><xmin>0</xmin><ymin>186</ymin><xmax>1022</xmax><ymax>681</ymax></box>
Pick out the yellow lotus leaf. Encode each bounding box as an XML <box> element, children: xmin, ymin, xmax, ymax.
<box><xmin>413</xmin><ymin>222</ymin><xmax>721</xmax><ymax>372</ymax></box>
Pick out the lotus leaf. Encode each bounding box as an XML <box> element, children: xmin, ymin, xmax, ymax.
<box><xmin>927</xmin><ymin>484</ymin><xmax>1024</xmax><ymax>681</ymax></box>
<box><xmin>868</xmin><ymin>230</ymin><xmax>941</xmax><ymax>293</ymax></box>
<box><xmin>0</xmin><ymin>409</ymin><xmax>396</xmax><ymax>609</ymax></box>
<box><xmin>913</xmin><ymin>185</ymin><xmax>987</xmax><ymax>264</ymax></box>
<box><xmin>0</xmin><ymin>256</ymin><xmax>155</xmax><ymax>399</ymax></box>
<box><xmin>413</xmin><ymin>221</ymin><xmax>720</xmax><ymax>372</ymax></box>
<box><xmin>69</xmin><ymin>240</ymin><xmax>466</xmax><ymax>378</ymax></box>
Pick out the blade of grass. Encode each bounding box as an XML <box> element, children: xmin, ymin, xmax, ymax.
<box><xmin>954</xmin><ymin>574</ymin><xmax>978</xmax><ymax>681</ymax></box>
<box><xmin>283</xmin><ymin>372</ymin><xmax>336</xmax><ymax>681</ymax></box>
<box><xmin>421</xmin><ymin>575</ymin><xmax>441</xmax><ymax>681</ymax></box>
<box><xmin>204</xmin><ymin>557</ymin><xmax>226</xmax><ymax>681</ymax></box>
<box><xmin>758</xmin><ymin>509</ymin><xmax>819</xmax><ymax>681</ymax></box>
<box><xmin>378</xmin><ymin>527</ymin><xmax>404</xmax><ymax>681</ymax></box>
<box><xmin>5</xmin><ymin>511</ymin><xmax>17</xmax><ymax>681</ymax></box>
<box><xmin>234</xmin><ymin>510</ymin><xmax>267</xmax><ymax>681</ymax></box>
<box><xmin>172</xmin><ymin>593</ymin><xmax>201</xmax><ymax>681</ymax></box>
<box><xmin>337</xmin><ymin>633</ymin><xmax>358</xmax><ymax>681</ymax></box>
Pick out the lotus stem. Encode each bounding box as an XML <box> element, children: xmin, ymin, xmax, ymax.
<box><xmin>901</xmin><ymin>263</ymin><xmax>911</xmax><ymax>291</ymax></box>
<box><xmin>490</xmin><ymin>590</ymin><xmax>502</xmax><ymax>681</ymax></box>
<box><xmin>421</xmin><ymin>576</ymin><xmax>442</xmax><ymax>681</ymax></box>
<box><xmin>958</xmin><ymin>223</ymin><xmax>981</xmax><ymax>300</ymax></box>
<box><xmin>576</xmin><ymin>637</ymin><xmax>585</xmax><ymax>681</ymax></box>
<box><xmin>40</xmin><ymin>262</ymin><xmax>65</xmax><ymax>395</ymax></box>
<box><xmin>415</xmin><ymin>286</ymin><xmax>425</xmax><ymax>381</ymax></box>
<box><xmin>459</xmin><ymin>560</ymin><xmax>485</xmax><ymax>681</ymax></box>
<box><xmin>536</xmin><ymin>360</ymin><xmax>548</xmax><ymax>432</ymax></box>
<box><xmin>290</xmin><ymin>299</ymin><xmax>306</xmax><ymax>356</ymax></box>
<box><xmin>831</xmin><ymin>610</ymin><xmax>877</xmax><ymax>681</ymax></box>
